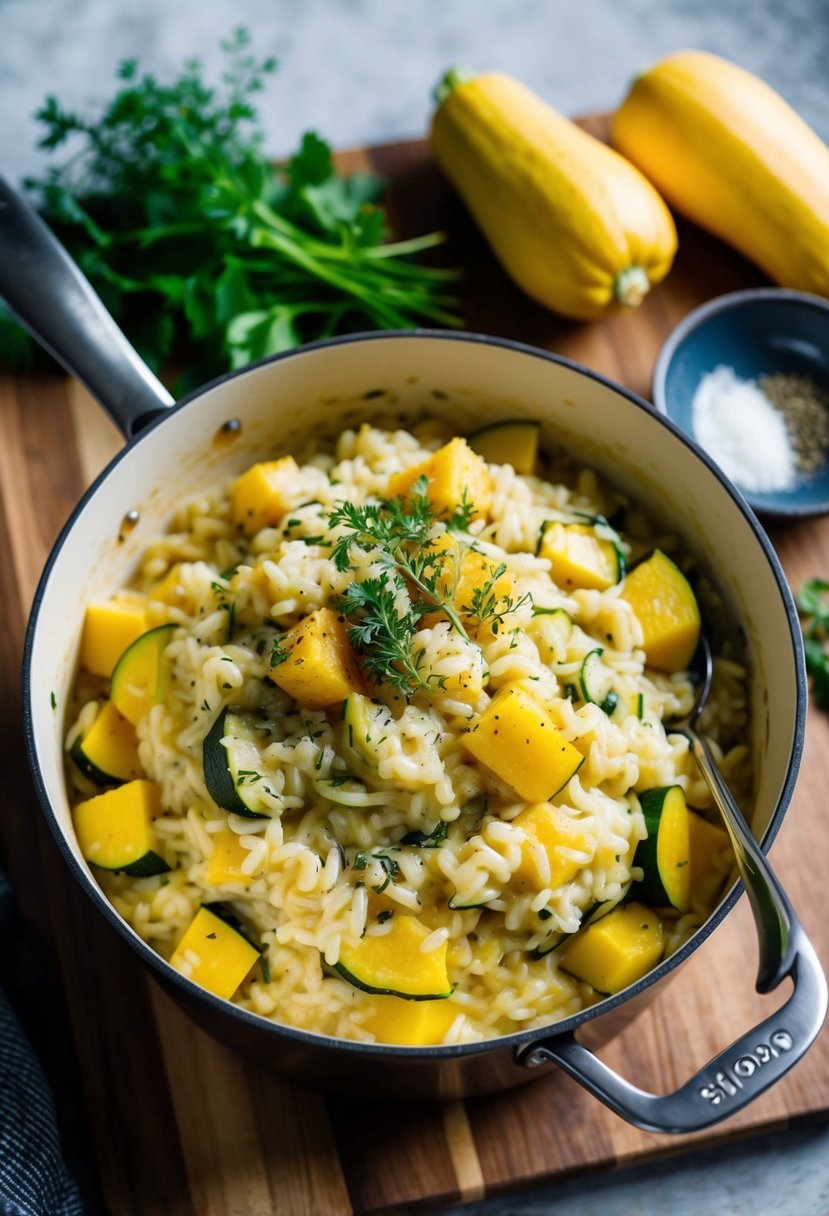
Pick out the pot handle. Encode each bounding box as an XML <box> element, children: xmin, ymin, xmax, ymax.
<box><xmin>516</xmin><ymin>919</ymin><xmax>826</xmax><ymax>1134</ymax></box>
<box><xmin>0</xmin><ymin>174</ymin><xmax>174</xmax><ymax>437</ymax></box>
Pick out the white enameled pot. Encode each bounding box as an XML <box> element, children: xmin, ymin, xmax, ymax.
<box><xmin>2</xmin><ymin>175</ymin><xmax>824</xmax><ymax>1133</ymax></box>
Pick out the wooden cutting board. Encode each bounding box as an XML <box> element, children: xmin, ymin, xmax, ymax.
<box><xmin>2</xmin><ymin>118</ymin><xmax>828</xmax><ymax>1216</ymax></box>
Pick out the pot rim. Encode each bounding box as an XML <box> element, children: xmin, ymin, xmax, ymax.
<box><xmin>21</xmin><ymin>328</ymin><xmax>808</xmax><ymax>1060</ymax></box>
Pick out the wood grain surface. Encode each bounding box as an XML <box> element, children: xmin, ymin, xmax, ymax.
<box><xmin>1</xmin><ymin>119</ymin><xmax>828</xmax><ymax>1215</ymax></box>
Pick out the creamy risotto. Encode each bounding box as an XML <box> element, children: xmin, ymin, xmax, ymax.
<box><xmin>66</xmin><ymin>419</ymin><xmax>745</xmax><ymax>1046</ymax></box>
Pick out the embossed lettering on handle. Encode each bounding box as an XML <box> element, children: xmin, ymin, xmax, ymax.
<box><xmin>516</xmin><ymin>923</ymin><xmax>826</xmax><ymax>1134</ymax></box>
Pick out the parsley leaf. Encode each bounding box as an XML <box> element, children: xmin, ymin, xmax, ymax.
<box><xmin>797</xmin><ymin>579</ymin><xmax>829</xmax><ymax>709</ymax></box>
<box><xmin>3</xmin><ymin>30</ymin><xmax>462</xmax><ymax>386</ymax></box>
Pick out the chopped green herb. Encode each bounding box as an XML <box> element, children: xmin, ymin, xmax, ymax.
<box><xmin>50</xmin><ymin>691</ymin><xmax>57</xmax><ymax>711</ymax></box>
<box><xmin>270</xmin><ymin>635</ymin><xmax>290</xmax><ymax>668</ymax></box>
<box><xmin>400</xmin><ymin>821</ymin><xmax>448</xmax><ymax>848</ymax></box>
<box><xmin>538</xmin><ymin>908</ymin><xmax>553</xmax><ymax>921</ymax></box>
<box><xmin>377</xmin><ymin>910</ymin><xmax>393</xmax><ymax>925</ymax></box>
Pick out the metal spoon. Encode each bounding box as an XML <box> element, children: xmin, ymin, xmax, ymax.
<box><xmin>670</xmin><ymin>632</ymin><xmax>804</xmax><ymax>994</ymax></box>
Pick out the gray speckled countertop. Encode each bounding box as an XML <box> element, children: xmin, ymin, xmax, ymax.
<box><xmin>2</xmin><ymin>1</ymin><xmax>829</xmax><ymax>1213</ymax></box>
<box><xmin>2</xmin><ymin>0</ymin><xmax>828</xmax><ymax>185</ymax></box>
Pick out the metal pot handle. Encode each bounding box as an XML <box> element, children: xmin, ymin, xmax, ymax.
<box><xmin>0</xmin><ymin>174</ymin><xmax>174</xmax><ymax>437</ymax></box>
<box><xmin>516</xmin><ymin>918</ymin><xmax>826</xmax><ymax>1133</ymax></box>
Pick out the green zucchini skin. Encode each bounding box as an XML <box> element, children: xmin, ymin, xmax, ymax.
<box><xmin>633</xmin><ymin>786</ymin><xmax>692</xmax><ymax>911</ymax></box>
<box><xmin>467</xmin><ymin>419</ymin><xmax>540</xmax><ymax>473</ymax></box>
<box><xmin>118</xmin><ymin>851</ymin><xmax>171</xmax><ymax>878</ymax></box>
<box><xmin>333</xmin><ymin>961</ymin><xmax>453</xmax><ymax>1001</ymax></box>
<box><xmin>70</xmin><ymin>736</ymin><xmax>116</xmax><ymax>786</ymax></box>
<box><xmin>579</xmin><ymin>648</ymin><xmax>618</xmax><ymax>715</ymax></box>
<box><xmin>110</xmin><ymin>623</ymin><xmax>177</xmax><ymax>718</ymax></box>
<box><xmin>203</xmin><ymin>708</ymin><xmax>271</xmax><ymax>818</ymax></box>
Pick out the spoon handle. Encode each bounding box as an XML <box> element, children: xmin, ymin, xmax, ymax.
<box><xmin>684</xmin><ymin>726</ymin><xmax>798</xmax><ymax>993</ymax></box>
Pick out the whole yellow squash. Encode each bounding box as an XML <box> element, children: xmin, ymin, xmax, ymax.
<box><xmin>430</xmin><ymin>69</ymin><xmax>678</xmax><ymax>320</ymax></box>
<box><xmin>612</xmin><ymin>51</ymin><xmax>829</xmax><ymax>297</ymax></box>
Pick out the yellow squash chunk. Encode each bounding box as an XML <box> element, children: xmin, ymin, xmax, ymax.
<box><xmin>73</xmin><ymin>779</ymin><xmax>166</xmax><ymax>875</ymax></box>
<box><xmin>513</xmin><ymin>802</ymin><xmax>595</xmax><ymax>890</ymax></box>
<box><xmin>689</xmin><ymin>810</ymin><xmax>731</xmax><ymax>905</ymax></box>
<box><xmin>363</xmin><ymin>994</ymin><xmax>460</xmax><ymax>1046</ymax></box>
<box><xmin>462</xmin><ymin>684</ymin><xmax>584</xmax><ymax>802</ymax></box>
<box><xmin>620</xmin><ymin>549</ymin><xmax>701</xmax><ymax>673</ymax></box>
<box><xmin>561</xmin><ymin>902</ymin><xmax>664</xmax><ymax>995</ymax></box>
<box><xmin>148</xmin><ymin>563</ymin><xmax>195</xmax><ymax>614</ymax></box>
<box><xmin>539</xmin><ymin>523</ymin><xmax>621</xmax><ymax>592</ymax></box>
<box><xmin>205</xmin><ymin>827</ymin><xmax>253</xmax><ymax>886</ymax></box>
<box><xmin>79</xmin><ymin>601</ymin><xmax>149</xmax><ymax>679</ymax></box>
<box><xmin>271</xmin><ymin>607</ymin><xmax>367</xmax><ymax>709</ymax></box>
<box><xmin>468</xmin><ymin>420</ymin><xmax>540</xmax><ymax>474</ymax></box>
<box><xmin>110</xmin><ymin>624</ymin><xmax>176</xmax><ymax>726</ymax></box>
<box><xmin>387</xmin><ymin>437</ymin><xmax>493</xmax><ymax>522</ymax></box>
<box><xmin>432</xmin><ymin>71</ymin><xmax>677</xmax><ymax>320</ymax></box>
<box><xmin>73</xmin><ymin>700</ymin><xmax>142</xmax><ymax>784</ymax></box>
<box><xmin>426</xmin><ymin>536</ymin><xmax>516</xmax><ymax>641</ymax></box>
<box><xmin>336</xmin><ymin>915</ymin><xmax>452</xmax><ymax>999</ymax></box>
<box><xmin>170</xmin><ymin>906</ymin><xmax>260</xmax><ymax>1001</ymax></box>
<box><xmin>612</xmin><ymin>51</ymin><xmax>829</xmax><ymax>298</ymax></box>
<box><xmin>455</xmin><ymin>549</ymin><xmax>515</xmax><ymax>635</ymax></box>
<box><xmin>231</xmin><ymin>456</ymin><xmax>300</xmax><ymax>536</ymax></box>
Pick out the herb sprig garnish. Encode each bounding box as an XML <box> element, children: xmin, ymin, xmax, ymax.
<box><xmin>1</xmin><ymin>30</ymin><xmax>462</xmax><ymax>386</ymax></box>
<box><xmin>337</xmin><ymin>578</ymin><xmax>437</xmax><ymax>696</ymax></box>
<box><xmin>461</xmin><ymin>561</ymin><xmax>531</xmax><ymax>636</ymax></box>
<box><xmin>329</xmin><ymin>479</ymin><xmax>530</xmax><ymax>696</ymax></box>
<box><xmin>330</xmin><ymin>476</ymin><xmax>469</xmax><ymax>639</ymax></box>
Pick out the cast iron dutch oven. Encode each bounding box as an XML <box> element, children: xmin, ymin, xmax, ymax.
<box><xmin>2</xmin><ymin>176</ymin><xmax>825</xmax><ymax>1134</ymax></box>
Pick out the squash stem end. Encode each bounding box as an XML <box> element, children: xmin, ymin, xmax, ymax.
<box><xmin>614</xmin><ymin>266</ymin><xmax>651</xmax><ymax>308</ymax></box>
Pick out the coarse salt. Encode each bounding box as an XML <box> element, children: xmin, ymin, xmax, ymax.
<box><xmin>691</xmin><ymin>365</ymin><xmax>797</xmax><ymax>493</ymax></box>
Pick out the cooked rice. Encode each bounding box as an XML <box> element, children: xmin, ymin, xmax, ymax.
<box><xmin>66</xmin><ymin>423</ymin><xmax>745</xmax><ymax>1044</ymax></box>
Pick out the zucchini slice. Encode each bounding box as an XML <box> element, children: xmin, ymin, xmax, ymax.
<box><xmin>341</xmin><ymin>692</ymin><xmax>395</xmax><ymax>775</ymax></box>
<box><xmin>110</xmin><ymin>623</ymin><xmax>177</xmax><ymax>726</ymax></box>
<box><xmin>582</xmin><ymin>880</ymin><xmax>634</xmax><ymax>926</ymax></box>
<box><xmin>578</xmin><ymin>648</ymin><xmax>619</xmax><ymax>715</ymax></box>
<box><xmin>169</xmin><ymin>905</ymin><xmax>261</xmax><ymax>1001</ymax></box>
<box><xmin>633</xmin><ymin>785</ymin><xmax>692</xmax><ymax>912</ymax></box>
<box><xmin>538</xmin><ymin>521</ymin><xmax>624</xmax><ymax>591</ymax></box>
<box><xmin>203</xmin><ymin>708</ymin><xmax>273</xmax><ymax>818</ymax></box>
<box><xmin>335</xmin><ymin>914</ymin><xmax>453</xmax><ymax>1000</ymax></box>
<box><xmin>467</xmin><ymin>419</ymin><xmax>541</xmax><ymax>473</ymax></box>
<box><xmin>73</xmin><ymin>779</ymin><xmax>170</xmax><ymax>877</ymax></box>
<box><xmin>70</xmin><ymin>700</ymin><xmax>142</xmax><ymax>785</ymax></box>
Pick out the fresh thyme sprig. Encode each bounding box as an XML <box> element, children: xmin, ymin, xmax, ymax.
<box><xmin>462</xmin><ymin>561</ymin><xmax>532</xmax><ymax>635</ymax></box>
<box><xmin>329</xmin><ymin>479</ymin><xmax>532</xmax><ymax>694</ymax></box>
<box><xmin>337</xmin><ymin>577</ymin><xmax>439</xmax><ymax>697</ymax></box>
<box><xmin>329</xmin><ymin>476</ymin><xmax>469</xmax><ymax>639</ymax></box>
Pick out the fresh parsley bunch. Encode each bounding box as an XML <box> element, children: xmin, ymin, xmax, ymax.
<box><xmin>796</xmin><ymin>578</ymin><xmax>829</xmax><ymax>708</ymax></box>
<box><xmin>1</xmin><ymin>29</ymin><xmax>461</xmax><ymax>391</ymax></box>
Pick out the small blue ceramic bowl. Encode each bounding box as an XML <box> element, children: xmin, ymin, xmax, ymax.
<box><xmin>652</xmin><ymin>288</ymin><xmax>829</xmax><ymax>519</ymax></box>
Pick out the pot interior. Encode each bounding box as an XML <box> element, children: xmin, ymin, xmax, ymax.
<box><xmin>27</xmin><ymin>332</ymin><xmax>801</xmax><ymax>1016</ymax></box>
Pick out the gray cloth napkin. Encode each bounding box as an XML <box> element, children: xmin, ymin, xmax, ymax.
<box><xmin>0</xmin><ymin>869</ymin><xmax>84</xmax><ymax>1216</ymax></box>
